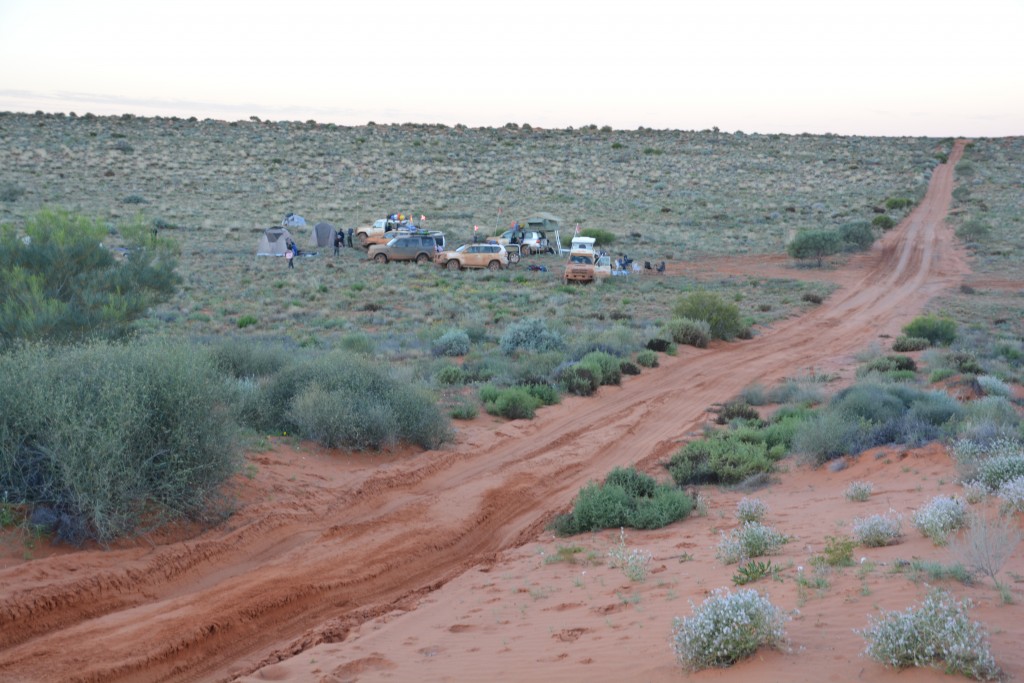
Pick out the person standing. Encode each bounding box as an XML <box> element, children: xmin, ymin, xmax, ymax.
<box><xmin>286</xmin><ymin>248</ymin><xmax>294</xmax><ymax>268</ymax></box>
<box><xmin>333</xmin><ymin>230</ymin><xmax>343</xmax><ymax>256</ymax></box>
<box><xmin>347</xmin><ymin>227</ymin><xmax>354</xmax><ymax>248</ymax></box>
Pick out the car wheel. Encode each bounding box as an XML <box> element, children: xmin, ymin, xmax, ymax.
<box><xmin>446</xmin><ymin>259</ymin><xmax>462</xmax><ymax>271</ymax></box>
<box><xmin>358</xmin><ymin>233</ymin><xmax>369</xmax><ymax>246</ymax></box>
<box><xmin>508</xmin><ymin>252</ymin><xmax>520</xmax><ymax>264</ymax></box>
<box><xmin>416</xmin><ymin>253</ymin><xmax>430</xmax><ymax>264</ymax></box>
<box><xmin>487</xmin><ymin>260</ymin><xmax>501</xmax><ymax>271</ymax></box>
<box><xmin>373</xmin><ymin>253</ymin><xmax>388</xmax><ymax>264</ymax></box>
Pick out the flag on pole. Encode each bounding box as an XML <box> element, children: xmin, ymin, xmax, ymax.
<box><xmin>574</xmin><ymin>223</ymin><xmax>580</xmax><ymax>235</ymax></box>
<box><xmin>421</xmin><ymin>214</ymin><xmax>426</xmax><ymax>222</ymax></box>
<box><xmin>473</xmin><ymin>225</ymin><xmax>479</xmax><ymax>231</ymax></box>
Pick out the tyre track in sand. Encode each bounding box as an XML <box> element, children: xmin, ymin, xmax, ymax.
<box><xmin>0</xmin><ymin>141</ymin><xmax>969</xmax><ymax>683</ymax></box>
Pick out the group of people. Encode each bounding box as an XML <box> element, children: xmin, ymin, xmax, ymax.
<box><xmin>333</xmin><ymin>228</ymin><xmax>354</xmax><ymax>256</ymax></box>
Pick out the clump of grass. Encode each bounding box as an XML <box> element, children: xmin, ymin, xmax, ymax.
<box><xmin>813</xmin><ymin>535</ymin><xmax>856</xmax><ymax>567</ymax></box>
<box><xmin>912</xmin><ymin>495</ymin><xmax>968</xmax><ymax>545</ymax></box>
<box><xmin>480</xmin><ymin>385</ymin><xmax>542</xmax><ymax>420</ymax></box>
<box><xmin>665</xmin><ymin>317</ymin><xmax>711</xmax><ymax>348</ymax></box>
<box><xmin>852</xmin><ymin>511</ymin><xmax>903</xmax><ymax>547</ymax></box>
<box><xmin>859</xmin><ymin>589</ymin><xmax>1000</xmax><ymax>681</ymax></box>
<box><xmin>892</xmin><ymin>335</ymin><xmax>930</xmax><ymax>352</ymax></box>
<box><xmin>902</xmin><ymin>315</ymin><xmax>957</xmax><ymax>346</ymax></box>
<box><xmin>672</xmin><ymin>290</ymin><xmax>748</xmax><ymax>341</ymax></box>
<box><xmin>845</xmin><ymin>480</ymin><xmax>874</xmax><ymax>502</ymax></box>
<box><xmin>671</xmin><ymin>588</ymin><xmax>789</xmax><ymax>671</ymax></box>
<box><xmin>716</xmin><ymin>521</ymin><xmax>788</xmax><ymax>564</ymax></box>
<box><xmin>635</xmin><ymin>349</ymin><xmax>659</xmax><ymax>368</ymax></box>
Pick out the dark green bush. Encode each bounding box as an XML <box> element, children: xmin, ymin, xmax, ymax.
<box><xmin>435</xmin><ymin>364</ymin><xmax>466</xmax><ymax>385</ymax></box>
<box><xmin>801</xmin><ymin>292</ymin><xmax>824</xmax><ymax>305</ymax></box>
<box><xmin>209</xmin><ymin>338</ymin><xmax>291</xmax><ymax>379</ymax></box>
<box><xmin>620</xmin><ymin>360</ymin><xmax>641</xmax><ymax>375</ymax></box>
<box><xmin>858</xmin><ymin>355</ymin><xmax>918</xmax><ymax>377</ymax></box>
<box><xmin>673</xmin><ymin>291</ymin><xmax>746</xmax><ymax>341</ymax></box>
<box><xmin>839</xmin><ymin>221</ymin><xmax>875</xmax><ymax>251</ymax></box>
<box><xmin>237</xmin><ymin>315</ymin><xmax>258</xmax><ymax>329</ymax></box>
<box><xmin>716</xmin><ymin>401</ymin><xmax>762</xmax><ymax>425</ymax></box>
<box><xmin>946</xmin><ymin>351</ymin><xmax>983</xmax><ymax>375</ymax></box>
<box><xmin>483</xmin><ymin>386</ymin><xmax>542</xmax><ymax>419</ymax></box>
<box><xmin>0</xmin><ymin>209</ymin><xmax>179</xmax><ymax>349</ymax></box>
<box><xmin>892</xmin><ymin>335</ymin><xmax>930</xmax><ymax>352</ymax></box>
<box><xmin>872</xmin><ymin>215</ymin><xmax>896</xmax><ymax>230</ymax></box>
<box><xmin>668</xmin><ymin>434</ymin><xmax>776</xmax><ymax>486</ymax></box>
<box><xmin>956</xmin><ymin>219</ymin><xmax>992</xmax><ymax>242</ymax></box>
<box><xmin>666</xmin><ymin>317</ymin><xmax>711</xmax><ymax>348</ymax></box>
<box><xmin>885</xmin><ymin>197</ymin><xmax>913</xmax><ymax>210</ymax></box>
<box><xmin>559</xmin><ymin>365</ymin><xmax>599</xmax><ymax>396</ymax></box>
<box><xmin>578</xmin><ymin>351</ymin><xmax>622</xmax><ymax>386</ymax></box>
<box><xmin>552</xmin><ymin>468</ymin><xmax>693</xmax><ymax>535</ymax></box>
<box><xmin>903</xmin><ymin>315</ymin><xmax>957</xmax><ymax>345</ymax></box>
<box><xmin>524</xmin><ymin>382</ymin><xmax>561</xmax><ymax>406</ymax></box>
<box><xmin>636</xmin><ymin>349</ymin><xmax>659</xmax><ymax>367</ymax></box>
<box><xmin>0</xmin><ymin>340</ymin><xmax>238</xmax><ymax>544</ymax></box>
<box><xmin>787</xmin><ymin>230</ymin><xmax>842</xmax><ymax>266</ymax></box>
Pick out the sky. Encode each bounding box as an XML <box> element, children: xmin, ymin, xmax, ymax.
<box><xmin>1</xmin><ymin>0</ymin><xmax>1022</xmax><ymax>137</ymax></box>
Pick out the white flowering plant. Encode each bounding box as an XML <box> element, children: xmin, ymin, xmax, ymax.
<box><xmin>845</xmin><ymin>480</ymin><xmax>874</xmax><ymax>502</ymax></box>
<box><xmin>606</xmin><ymin>528</ymin><xmax>652</xmax><ymax>582</ymax></box>
<box><xmin>716</xmin><ymin>521</ymin><xmax>788</xmax><ymax>565</ymax></box>
<box><xmin>735</xmin><ymin>497</ymin><xmax>767</xmax><ymax>523</ymax></box>
<box><xmin>912</xmin><ymin>495</ymin><xmax>968</xmax><ymax>545</ymax></box>
<box><xmin>852</xmin><ymin>511</ymin><xmax>903</xmax><ymax>547</ymax></box>
<box><xmin>859</xmin><ymin>589</ymin><xmax>1000</xmax><ymax>681</ymax></box>
<box><xmin>997</xmin><ymin>475</ymin><xmax>1024</xmax><ymax>513</ymax></box>
<box><xmin>671</xmin><ymin>587</ymin><xmax>790</xmax><ymax>671</ymax></box>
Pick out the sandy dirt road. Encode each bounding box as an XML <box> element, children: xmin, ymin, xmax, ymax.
<box><xmin>0</xmin><ymin>142</ymin><xmax>969</xmax><ymax>683</ymax></box>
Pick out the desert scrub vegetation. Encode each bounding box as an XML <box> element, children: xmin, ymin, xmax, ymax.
<box><xmin>716</xmin><ymin>521</ymin><xmax>788</xmax><ymax>564</ymax></box>
<box><xmin>845</xmin><ymin>480</ymin><xmax>874</xmax><ymax>502</ymax></box>
<box><xmin>859</xmin><ymin>590</ymin><xmax>1000</xmax><ymax>681</ymax></box>
<box><xmin>902</xmin><ymin>314</ymin><xmax>957</xmax><ymax>346</ymax></box>
<box><xmin>912</xmin><ymin>495</ymin><xmax>968</xmax><ymax>545</ymax></box>
<box><xmin>951</xmin><ymin>437</ymin><xmax>1024</xmax><ymax>490</ymax></box>
<box><xmin>551</xmin><ymin>467</ymin><xmax>694</xmax><ymax>535</ymax></box>
<box><xmin>671</xmin><ymin>588</ymin><xmax>789</xmax><ymax>671</ymax></box>
<box><xmin>735</xmin><ymin>497</ymin><xmax>767</xmax><ymax>523</ymax></box>
<box><xmin>0</xmin><ymin>339</ymin><xmax>239</xmax><ymax>544</ymax></box>
<box><xmin>0</xmin><ymin>209</ymin><xmax>179</xmax><ymax>349</ymax></box>
<box><xmin>792</xmin><ymin>382</ymin><xmax>964</xmax><ymax>465</ymax></box>
<box><xmin>787</xmin><ymin>229</ymin><xmax>842</xmax><ymax>266</ymax></box>
<box><xmin>852</xmin><ymin>511</ymin><xmax>903</xmax><ymax>547</ymax></box>
<box><xmin>241</xmin><ymin>350</ymin><xmax>453</xmax><ymax>450</ymax></box>
<box><xmin>672</xmin><ymin>290</ymin><xmax>749</xmax><ymax>341</ymax></box>
<box><xmin>668</xmin><ymin>406</ymin><xmax>807</xmax><ymax>485</ymax></box>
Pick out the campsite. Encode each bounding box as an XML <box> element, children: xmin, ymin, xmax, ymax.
<box><xmin>0</xmin><ymin>113</ymin><xmax>1023</xmax><ymax>682</ymax></box>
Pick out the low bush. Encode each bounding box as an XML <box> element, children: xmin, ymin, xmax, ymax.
<box><xmin>997</xmin><ymin>476</ymin><xmax>1024</xmax><ymax>513</ymax></box>
<box><xmin>977</xmin><ymin>375</ymin><xmax>1011</xmax><ymax>398</ymax></box>
<box><xmin>787</xmin><ymin>229</ymin><xmax>842</xmax><ymax>266</ymax></box>
<box><xmin>857</xmin><ymin>354</ymin><xmax>917</xmax><ymax>376</ymax></box>
<box><xmin>885</xmin><ymin>197</ymin><xmax>914</xmax><ymax>210</ymax></box>
<box><xmin>838</xmin><ymin>220</ymin><xmax>875</xmax><ymax>251</ymax></box>
<box><xmin>903</xmin><ymin>315</ymin><xmax>956</xmax><ymax>346</ymax></box>
<box><xmin>912</xmin><ymin>496</ymin><xmax>968</xmax><ymax>545</ymax></box>
<box><xmin>852</xmin><ymin>511</ymin><xmax>903</xmax><ymax>547</ymax></box>
<box><xmin>552</xmin><ymin>468</ymin><xmax>693</xmax><ymax>535</ymax></box>
<box><xmin>976</xmin><ymin>455</ymin><xmax>1024</xmax><ymax>491</ymax></box>
<box><xmin>635</xmin><ymin>349</ymin><xmax>659</xmax><ymax>368</ymax></box>
<box><xmin>801</xmin><ymin>292</ymin><xmax>824</xmax><ymax>304</ymax></box>
<box><xmin>432</xmin><ymin>328</ymin><xmax>471</xmax><ymax>357</ymax></box>
<box><xmin>665</xmin><ymin>317</ymin><xmax>711</xmax><ymax>348</ymax></box>
<box><xmin>671</xmin><ymin>588</ymin><xmax>789</xmax><ymax>671</ymax></box>
<box><xmin>859</xmin><ymin>590</ymin><xmax>1000</xmax><ymax>681</ymax></box>
<box><xmin>499</xmin><ymin>318</ymin><xmax>564</xmax><ymax>354</ymax></box>
<box><xmin>872</xmin><ymin>214</ymin><xmax>896</xmax><ymax>230</ymax></box>
<box><xmin>435</xmin><ymin>364</ymin><xmax>466</xmax><ymax>385</ymax></box>
<box><xmin>668</xmin><ymin>434</ymin><xmax>776</xmax><ymax>486</ymax></box>
<box><xmin>559</xmin><ymin>365</ymin><xmax>599</xmax><ymax>396</ymax></box>
<box><xmin>209</xmin><ymin>338</ymin><xmax>291</xmax><ymax>379</ymax></box>
<box><xmin>715</xmin><ymin>401</ymin><xmax>761</xmax><ymax>425</ymax></box>
<box><xmin>716</xmin><ymin>521</ymin><xmax>788</xmax><ymax>564</ymax></box>
<box><xmin>736</xmin><ymin>497</ymin><xmax>767</xmax><ymax>523</ymax></box>
<box><xmin>578</xmin><ymin>350</ymin><xmax>622</xmax><ymax>386</ymax></box>
<box><xmin>672</xmin><ymin>291</ymin><xmax>747</xmax><ymax>341</ymax></box>
<box><xmin>814</xmin><ymin>535</ymin><xmax>856</xmax><ymax>567</ymax></box>
<box><xmin>448</xmin><ymin>398</ymin><xmax>478</xmax><ymax>420</ymax></box>
<box><xmin>956</xmin><ymin>219</ymin><xmax>992</xmax><ymax>242</ymax></box>
<box><xmin>580</xmin><ymin>228</ymin><xmax>616</xmax><ymax>245</ymax></box>
<box><xmin>237</xmin><ymin>315</ymin><xmax>258</xmax><ymax>329</ymax></box>
<box><xmin>892</xmin><ymin>335</ymin><xmax>930</xmax><ymax>352</ymax></box>
<box><xmin>523</xmin><ymin>382</ymin><xmax>561</xmax><ymax>406</ymax></box>
<box><xmin>619</xmin><ymin>360</ymin><xmax>641</xmax><ymax>375</ymax></box>
<box><xmin>845</xmin><ymin>481</ymin><xmax>874</xmax><ymax>502</ymax></box>
<box><xmin>482</xmin><ymin>386</ymin><xmax>542</xmax><ymax>420</ymax></box>
<box><xmin>0</xmin><ymin>340</ymin><xmax>239</xmax><ymax>544</ymax></box>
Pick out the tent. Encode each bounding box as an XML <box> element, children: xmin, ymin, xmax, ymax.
<box><xmin>523</xmin><ymin>212</ymin><xmax>562</xmax><ymax>232</ymax></box>
<box><xmin>282</xmin><ymin>213</ymin><xmax>307</xmax><ymax>228</ymax></box>
<box><xmin>256</xmin><ymin>226</ymin><xmax>294</xmax><ymax>256</ymax></box>
<box><xmin>309</xmin><ymin>221</ymin><xmax>336</xmax><ymax>248</ymax></box>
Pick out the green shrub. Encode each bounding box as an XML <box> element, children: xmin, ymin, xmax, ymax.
<box><xmin>838</xmin><ymin>220</ymin><xmax>875</xmax><ymax>251</ymax></box>
<box><xmin>523</xmin><ymin>382</ymin><xmax>560</xmax><ymax>405</ymax></box>
<box><xmin>715</xmin><ymin>401</ymin><xmax>761</xmax><ymax>425</ymax></box>
<box><xmin>559</xmin><ymin>365</ymin><xmax>599</xmax><ymax>396</ymax></box>
<box><xmin>892</xmin><ymin>335</ymin><xmax>930</xmax><ymax>352</ymax></box>
<box><xmin>872</xmin><ymin>214</ymin><xmax>896</xmax><ymax>230</ymax></box>
<box><xmin>483</xmin><ymin>386</ymin><xmax>542</xmax><ymax>420</ymax></box>
<box><xmin>0</xmin><ymin>340</ymin><xmax>238</xmax><ymax>544</ymax></box>
<box><xmin>578</xmin><ymin>350</ymin><xmax>622</xmax><ymax>386</ymax></box>
<box><xmin>237</xmin><ymin>315</ymin><xmax>258</xmax><ymax>329</ymax></box>
<box><xmin>209</xmin><ymin>339</ymin><xmax>290</xmax><ymax>379</ymax></box>
<box><xmin>635</xmin><ymin>349</ymin><xmax>659</xmax><ymax>367</ymax></box>
<box><xmin>435</xmin><ymin>364</ymin><xmax>465</xmax><ymax>385</ymax></box>
<box><xmin>449</xmin><ymin>398</ymin><xmax>478</xmax><ymax>420</ymax></box>
<box><xmin>665</xmin><ymin>317</ymin><xmax>711</xmax><ymax>348</ymax></box>
<box><xmin>859</xmin><ymin>590</ymin><xmax>1000</xmax><ymax>681</ymax></box>
<box><xmin>619</xmin><ymin>360</ymin><xmax>641</xmax><ymax>375</ymax></box>
<box><xmin>858</xmin><ymin>354</ymin><xmax>917</xmax><ymax>377</ymax></box>
<box><xmin>499</xmin><ymin>318</ymin><xmax>564</xmax><ymax>354</ymax></box>
<box><xmin>956</xmin><ymin>219</ymin><xmax>992</xmax><ymax>242</ymax></box>
<box><xmin>580</xmin><ymin>228</ymin><xmax>616</xmax><ymax>245</ymax></box>
<box><xmin>885</xmin><ymin>197</ymin><xmax>913</xmax><ymax>210</ymax></box>
<box><xmin>432</xmin><ymin>328</ymin><xmax>470</xmax><ymax>357</ymax></box>
<box><xmin>787</xmin><ymin>229</ymin><xmax>842</xmax><ymax>266</ymax></box>
<box><xmin>671</xmin><ymin>588</ymin><xmax>789</xmax><ymax>671</ymax></box>
<box><xmin>903</xmin><ymin>315</ymin><xmax>956</xmax><ymax>345</ymax></box>
<box><xmin>338</xmin><ymin>332</ymin><xmax>375</xmax><ymax>354</ymax></box>
<box><xmin>552</xmin><ymin>468</ymin><xmax>693</xmax><ymax>535</ymax></box>
<box><xmin>668</xmin><ymin>433</ymin><xmax>776</xmax><ymax>486</ymax></box>
<box><xmin>815</xmin><ymin>535</ymin><xmax>856</xmax><ymax>567</ymax></box>
<box><xmin>0</xmin><ymin>209</ymin><xmax>179</xmax><ymax>349</ymax></box>
<box><xmin>672</xmin><ymin>291</ymin><xmax>746</xmax><ymax>341</ymax></box>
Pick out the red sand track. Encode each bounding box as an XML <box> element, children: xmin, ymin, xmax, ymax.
<box><xmin>0</xmin><ymin>142</ymin><xmax>969</xmax><ymax>683</ymax></box>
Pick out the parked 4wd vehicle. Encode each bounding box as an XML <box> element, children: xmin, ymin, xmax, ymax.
<box><xmin>436</xmin><ymin>243</ymin><xmax>510</xmax><ymax>271</ymax></box>
<box><xmin>367</xmin><ymin>235</ymin><xmax>439</xmax><ymax>264</ymax></box>
<box><xmin>491</xmin><ymin>229</ymin><xmax>552</xmax><ymax>255</ymax></box>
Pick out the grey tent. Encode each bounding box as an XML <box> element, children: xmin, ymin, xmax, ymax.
<box><xmin>523</xmin><ymin>212</ymin><xmax>562</xmax><ymax>232</ymax></box>
<box><xmin>256</xmin><ymin>226</ymin><xmax>294</xmax><ymax>256</ymax></box>
<box><xmin>309</xmin><ymin>221</ymin><xmax>336</xmax><ymax>248</ymax></box>
<box><xmin>282</xmin><ymin>213</ymin><xmax>307</xmax><ymax>228</ymax></box>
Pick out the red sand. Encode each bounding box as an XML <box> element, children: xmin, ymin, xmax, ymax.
<box><xmin>4</xmin><ymin>140</ymin><xmax>1019</xmax><ymax>683</ymax></box>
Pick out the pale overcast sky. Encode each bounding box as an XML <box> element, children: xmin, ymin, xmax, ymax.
<box><xmin>1</xmin><ymin>0</ymin><xmax>1021</xmax><ymax>136</ymax></box>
